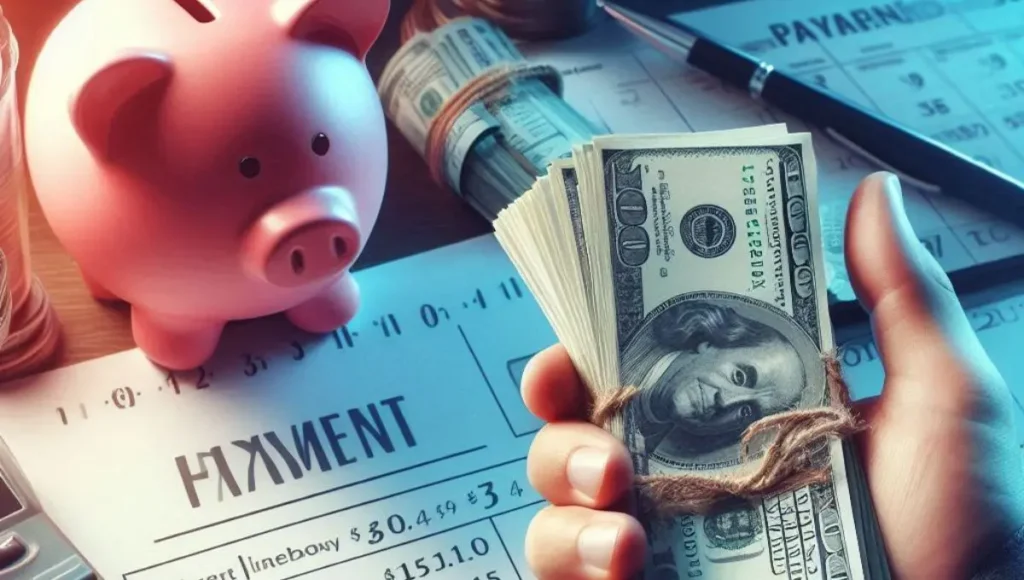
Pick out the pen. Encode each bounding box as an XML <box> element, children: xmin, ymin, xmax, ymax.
<box><xmin>598</xmin><ymin>0</ymin><xmax>1024</xmax><ymax>226</ymax></box>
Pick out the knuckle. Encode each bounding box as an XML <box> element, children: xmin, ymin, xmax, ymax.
<box><xmin>918</xmin><ymin>245</ymin><xmax>955</xmax><ymax>297</ymax></box>
<box><xmin>532</xmin><ymin>504</ymin><xmax>563</xmax><ymax>526</ymax></box>
<box><xmin>525</xmin><ymin>449</ymin><xmax>543</xmax><ymax>490</ymax></box>
<box><xmin>524</xmin><ymin>506</ymin><xmax>565</xmax><ymax>572</ymax></box>
<box><xmin>533</xmin><ymin>421</ymin><xmax>562</xmax><ymax>442</ymax></box>
<box><xmin>527</xmin><ymin>424</ymin><xmax>563</xmax><ymax>459</ymax></box>
<box><xmin>526</xmin><ymin>426</ymin><xmax>565</xmax><ymax>487</ymax></box>
<box><xmin>531</xmin><ymin>421</ymin><xmax>588</xmax><ymax>451</ymax></box>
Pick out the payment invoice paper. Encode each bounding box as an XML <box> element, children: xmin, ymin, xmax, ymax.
<box><xmin>2</xmin><ymin>1</ymin><xmax>1024</xmax><ymax>578</ymax></box>
<box><xmin>519</xmin><ymin>0</ymin><xmax>1024</xmax><ymax>302</ymax></box>
<box><xmin>0</xmin><ymin>233</ymin><xmax>1021</xmax><ymax>579</ymax></box>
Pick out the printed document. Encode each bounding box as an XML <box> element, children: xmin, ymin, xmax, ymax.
<box><xmin>520</xmin><ymin>0</ymin><xmax>1024</xmax><ymax>302</ymax></box>
<box><xmin>1</xmin><ymin>1</ymin><xmax>1023</xmax><ymax>578</ymax></box>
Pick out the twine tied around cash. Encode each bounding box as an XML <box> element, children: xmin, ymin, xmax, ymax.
<box><xmin>589</xmin><ymin>351</ymin><xmax>865</xmax><ymax>516</ymax></box>
<box><xmin>424</xmin><ymin>62</ymin><xmax>563</xmax><ymax>190</ymax></box>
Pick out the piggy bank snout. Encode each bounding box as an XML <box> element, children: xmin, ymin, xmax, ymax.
<box><xmin>242</xmin><ymin>187</ymin><xmax>360</xmax><ymax>288</ymax></box>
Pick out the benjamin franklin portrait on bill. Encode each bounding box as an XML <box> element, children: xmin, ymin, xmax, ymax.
<box><xmin>620</xmin><ymin>293</ymin><xmax>825</xmax><ymax>469</ymax></box>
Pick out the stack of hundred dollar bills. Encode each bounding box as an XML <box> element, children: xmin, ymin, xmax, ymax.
<box><xmin>493</xmin><ymin>125</ymin><xmax>890</xmax><ymax>579</ymax></box>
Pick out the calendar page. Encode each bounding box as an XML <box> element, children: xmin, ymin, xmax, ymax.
<box><xmin>519</xmin><ymin>0</ymin><xmax>1024</xmax><ymax>302</ymax></box>
<box><xmin>0</xmin><ymin>234</ymin><xmax>1020</xmax><ymax>579</ymax></box>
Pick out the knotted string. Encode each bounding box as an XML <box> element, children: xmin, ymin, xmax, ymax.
<box><xmin>589</xmin><ymin>351</ymin><xmax>864</xmax><ymax>516</ymax></box>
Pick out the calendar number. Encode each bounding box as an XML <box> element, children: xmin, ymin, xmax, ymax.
<box><xmin>917</xmin><ymin>98</ymin><xmax>951</xmax><ymax>117</ymax></box>
<box><xmin>997</xmin><ymin>79</ymin><xmax>1024</xmax><ymax>101</ymax></box>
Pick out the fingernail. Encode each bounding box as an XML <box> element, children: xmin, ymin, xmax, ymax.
<box><xmin>567</xmin><ymin>447</ymin><xmax>608</xmax><ymax>500</ymax></box>
<box><xmin>881</xmin><ymin>174</ymin><xmax>924</xmax><ymax>263</ymax></box>
<box><xmin>578</xmin><ymin>523</ymin><xmax>619</xmax><ymax>571</ymax></box>
<box><xmin>881</xmin><ymin>173</ymin><xmax>955</xmax><ymax>293</ymax></box>
<box><xmin>519</xmin><ymin>356</ymin><xmax>536</xmax><ymax>399</ymax></box>
<box><xmin>880</xmin><ymin>173</ymin><xmax>914</xmax><ymax>243</ymax></box>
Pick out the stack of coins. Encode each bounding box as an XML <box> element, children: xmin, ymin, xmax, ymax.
<box><xmin>401</xmin><ymin>0</ymin><xmax>599</xmax><ymax>43</ymax></box>
<box><xmin>0</xmin><ymin>174</ymin><xmax>62</xmax><ymax>381</ymax></box>
<box><xmin>0</xmin><ymin>251</ymin><xmax>10</xmax><ymax>350</ymax></box>
<box><xmin>0</xmin><ymin>12</ymin><xmax>61</xmax><ymax>382</ymax></box>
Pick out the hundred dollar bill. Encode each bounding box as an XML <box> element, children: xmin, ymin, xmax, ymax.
<box><xmin>494</xmin><ymin>127</ymin><xmax>885</xmax><ymax>579</ymax></box>
<box><xmin>378</xmin><ymin>17</ymin><xmax>597</xmax><ymax>219</ymax></box>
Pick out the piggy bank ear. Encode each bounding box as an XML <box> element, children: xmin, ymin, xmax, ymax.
<box><xmin>281</xmin><ymin>0</ymin><xmax>389</xmax><ymax>60</ymax></box>
<box><xmin>70</xmin><ymin>53</ymin><xmax>173</xmax><ymax>160</ymax></box>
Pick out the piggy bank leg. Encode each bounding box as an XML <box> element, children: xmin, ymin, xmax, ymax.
<box><xmin>131</xmin><ymin>307</ymin><xmax>224</xmax><ymax>371</ymax></box>
<box><xmin>285</xmin><ymin>273</ymin><xmax>360</xmax><ymax>333</ymax></box>
<box><xmin>80</xmin><ymin>270</ymin><xmax>119</xmax><ymax>302</ymax></box>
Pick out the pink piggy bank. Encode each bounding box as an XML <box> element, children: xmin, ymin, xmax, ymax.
<box><xmin>24</xmin><ymin>0</ymin><xmax>390</xmax><ymax>370</ymax></box>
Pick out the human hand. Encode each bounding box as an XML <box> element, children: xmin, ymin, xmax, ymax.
<box><xmin>519</xmin><ymin>172</ymin><xmax>1024</xmax><ymax>580</ymax></box>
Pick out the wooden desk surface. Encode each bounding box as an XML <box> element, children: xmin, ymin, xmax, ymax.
<box><xmin>7</xmin><ymin>0</ymin><xmax>491</xmax><ymax>369</ymax></box>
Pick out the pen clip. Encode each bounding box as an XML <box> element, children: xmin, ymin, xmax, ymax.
<box><xmin>824</xmin><ymin>127</ymin><xmax>942</xmax><ymax>194</ymax></box>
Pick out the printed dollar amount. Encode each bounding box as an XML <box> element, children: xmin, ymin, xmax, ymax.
<box><xmin>349</xmin><ymin>479</ymin><xmax>528</xmax><ymax>546</ymax></box>
<box><xmin>383</xmin><ymin>538</ymin><xmax>498</xmax><ymax>580</ymax></box>
<box><xmin>119</xmin><ymin>458</ymin><xmax>541</xmax><ymax>580</ymax></box>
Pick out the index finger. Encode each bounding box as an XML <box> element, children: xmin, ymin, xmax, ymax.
<box><xmin>521</xmin><ymin>344</ymin><xmax>590</xmax><ymax>422</ymax></box>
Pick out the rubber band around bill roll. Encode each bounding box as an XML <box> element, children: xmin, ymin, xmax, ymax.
<box><xmin>589</xmin><ymin>351</ymin><xmax>865</xmax><ymax>516</ymax></box>
<box><xmin>423</xmin><ymin>62</ymin><xmax>563</xmax><ymax>191</ymax></box>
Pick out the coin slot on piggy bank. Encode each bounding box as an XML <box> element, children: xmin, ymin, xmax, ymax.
<box><xmin>172</xmin><ymin>0</ymin><xmax>218</xmax><ymax>23</ymax></box>
<box><xmin>24</xmin><ymin>0</ymin><xmax>392</xmax><ymax>371</ymax></box>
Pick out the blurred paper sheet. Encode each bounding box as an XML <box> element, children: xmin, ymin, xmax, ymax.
<box><xmin>519</xmin><ymin>0</ymin><xmax>1024</xmax><ymax>302</ymax></box>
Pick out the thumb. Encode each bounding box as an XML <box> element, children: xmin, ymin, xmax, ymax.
<box><xmin>844</xmin><ymin>172</ymin><xmax>999</xmax><ymax>410</ymax></box>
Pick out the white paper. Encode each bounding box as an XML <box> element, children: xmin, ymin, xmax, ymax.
<box><xmin>0</xmin><ymin>233</ymin><xmax>1021</xmax><ymax>578</ymax></box>
<box><xmin>518</xmin><ymin>0</ymin><xmax>1024</xmax><ymax>302</ymax></box>
<box><xmin>0</xmin><ymin>236</ymin><xmax>555</xmax><ymax>580</ymax></box>
<box><xmin>3</xmin><ymin>1</ymin><xmax>1024</xmax><ymax>575</ymax></box>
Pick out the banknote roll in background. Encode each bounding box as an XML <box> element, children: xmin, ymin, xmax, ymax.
<box><xmin>379</xmin><ymin>18</ymin><xmax>600</xmax><ymax>221</ymax></box>
<box><xmin>401</xmin><ymin>0</ymin><xmax>599</xmax><ymax>43</ymax></box>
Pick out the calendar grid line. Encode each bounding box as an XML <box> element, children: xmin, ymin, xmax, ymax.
<box><xmin>633</xmin><ymin>51</ymin><xmax>697</xmax><ymax>133</ymax></box>
<box><xmin>919</xmin><ymin>49</ymin><xmax>1024</xmax><ymax>168</ymax></box>
<box><xmin>832</xmin><ymin>25</ymin><xmax>1024</xmax><ymax>70</ymax></box>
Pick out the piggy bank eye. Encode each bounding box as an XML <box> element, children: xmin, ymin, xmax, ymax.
<box><xmin>312</xmin><ymin>133</ymin><xmax>330</xmax><ymax>156</ymax></box>
<box><xmin>239</xmin><ymin>157</ymin><xmax>261</xmax><ymax>179</ymax></box>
